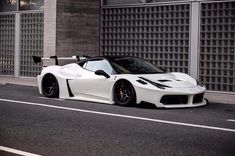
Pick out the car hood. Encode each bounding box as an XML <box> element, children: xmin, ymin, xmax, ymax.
<box><xmin>137</xmin><ymin>73</ymin><xmax>197</xmax><ymax>88</ymax></box>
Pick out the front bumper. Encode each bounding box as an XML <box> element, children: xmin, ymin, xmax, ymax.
<box><xmin>135</xmin><ymin>85</ymin><xmax>207</xmax><ymax>108</ymax></box>
<box><xmin>159</xmin><ymin>94</ymin><xmax>207</xmax><ymax>108</ymax></box>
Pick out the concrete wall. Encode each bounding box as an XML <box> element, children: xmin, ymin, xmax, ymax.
<box><xmin>44</xmin><ymin>0</ymin><xmax>57</xmax><ymax>58</ymax></box>
<box><xmin>56</xmin><ymin>0</ymin><xmax>100</xmax><ymax>58</ymax></box>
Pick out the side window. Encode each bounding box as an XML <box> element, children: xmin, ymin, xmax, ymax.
<box><xmin>84</xmin><ymin>59</ymin><xmax>113</xmax><ymax>75</ymax></box>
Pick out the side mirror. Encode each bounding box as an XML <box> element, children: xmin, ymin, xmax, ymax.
<box><xmin>95</xmin><ymin>70</ymin><xmax>110</xmax><ymax>78</ymax></box>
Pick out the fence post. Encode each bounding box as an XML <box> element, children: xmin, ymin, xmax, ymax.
<box><xmin>14</xmin><ymin>13</ymin><xmax>20</xmax><ymax>77</ymax></box>
<box><xmin>189</xmin><ymin>1</ymin><xmax>200</xmax><ymax>79</ymax></box>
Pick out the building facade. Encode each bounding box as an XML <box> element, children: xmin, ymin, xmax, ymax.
<box><xmin>0</xmin><ymin>0</ymin><xmax>100</xmax><ymax>77</ymax></box>
<box><xmin>101</xmin><ymin>0</ymin><xmax>235</xmax><ymax>94</ymax></box>
<box><xmin>0</xmin><ymin>0</ymin><xmax>44</xmax><ymax>77</ymax></box>
<box><xmin>0</xmin><ymin>0</ymin><xmax>235</xmax><ymax>96</ymax></box>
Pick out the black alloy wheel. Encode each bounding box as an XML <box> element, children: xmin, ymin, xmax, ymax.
<box><xmin>42</xmin><ymin>74</ymin><xmax>59</xmax><ymax>98</ymax></box>
<box><xmin>114</xmin><ymin>80</ymin><xmax>136</xmax><ymax>106</ymax></box>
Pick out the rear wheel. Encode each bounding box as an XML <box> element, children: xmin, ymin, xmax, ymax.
<box><xmin>113</xmin><ymin>80</ymin><xmax>136</xmax><ymax>106</ymax></box>
<box><xmin>42</xmin><ymin>74</ymin><xmax>59</xmax><ymax>98</ymax></box>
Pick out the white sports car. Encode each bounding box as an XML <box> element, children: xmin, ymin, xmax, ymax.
<box><xmin>34</xmin><ymin>56</ymin><xmax>207</xmax><ymax>108</ymax></box>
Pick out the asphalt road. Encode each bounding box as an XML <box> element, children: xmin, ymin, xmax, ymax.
<box><xmin>0</xmin><ymin>84</ymin><xmax>234</xmax><ymax>156</ymax></box>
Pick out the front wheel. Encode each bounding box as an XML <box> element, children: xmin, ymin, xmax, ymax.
<box><xmin>113</xmin><ymin>80</ymin><xmax>136</xmax><ymax>106</ymax></box>
<box><xmin>41</xmin><ymin>74</ymin><xmax>59</xmax><ymax>98</ymax></box>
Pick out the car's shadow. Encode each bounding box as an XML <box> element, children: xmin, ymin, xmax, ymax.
<box><xmin>127</xmin><ymin>101</ymin><xmax>210</xmax><ymax>110</ymax></box>
<box><xmin>128</xmin><ymin>102</ymin><xmax>158</xmax><ymax>109</ymax></box>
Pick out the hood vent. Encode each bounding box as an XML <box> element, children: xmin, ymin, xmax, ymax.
<box><xmin>158</xmin><ymin>80</ymin><xmax>171</xmax><ymax>82</ymax></box>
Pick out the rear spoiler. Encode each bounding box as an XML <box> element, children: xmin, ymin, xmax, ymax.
<box><xmin>32</xmin><ymin>55</ymin><xmax>89</xmax><ymax>65</ymax></box>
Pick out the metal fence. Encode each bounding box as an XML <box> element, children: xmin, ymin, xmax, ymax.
<box><xmin>20</xmin><ymin>12</ymin><xmax>44</xmax><ymax>77</ymax></box>
<box><xmin>101</xmin><ymin>1</ymin><xmax>235</xmax><ymax>93</ymax></box>
<box><xmin>199</xmin><ymin>1</ymin><xmax>235</xmax><ymax>92</ymax></box>
<box><xmin>0</xmin><ymin>12</ymin><xmax>43</xmax><ymax>77</ymax></box>
<box><xmin>0</xmin><ymin>14</ymin><xmax>15</xmax><ymax>76</ymax></box>
<box><xmin>101</xmin><ymin>4</ymin><xmax>190</xmax><ymax>73</ymax></box>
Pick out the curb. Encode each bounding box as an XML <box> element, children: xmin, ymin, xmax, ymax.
<box><xmin>205</xmin><ymin>92</ymin><xmax>235</xmax><ymax>105</ymax></box>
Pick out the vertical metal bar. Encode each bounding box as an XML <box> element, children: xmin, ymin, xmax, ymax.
<box><xmin>189</xmin><ymin>2</ymin><xmax>200</xmax><ymax>79</ymax></box>
<box><xmin>17</xmin><ymin>0</ymin><xmax>20</xmax><ymax>11</ymax></box>
<box><xmin>14</xmin><ymin>13</ymin><xmax>21</xmax><ymax>77</ymax></box>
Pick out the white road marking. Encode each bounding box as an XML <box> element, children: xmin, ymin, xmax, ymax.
<box><xmin>0</xmin><ymin>98</ymin><xmax>235</xmax><ymax>133</ymax></box>
<box><xmin>0</xmin><ymin>146</ymin><xmax>41</xmax><ymax>156</ymax></box>
<box><xmin>227</xmin><ymin>119</ymin><xmax>235</xmax><ymax>122</ymax></box>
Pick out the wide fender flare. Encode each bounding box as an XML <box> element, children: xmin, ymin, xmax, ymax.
<box><xmin>39</xmin><ymin>72</ymin><xmax>72</xmax><ymax>99</ymax></box>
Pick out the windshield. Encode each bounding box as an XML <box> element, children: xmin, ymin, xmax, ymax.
<box><xmin>110</xmin><ymin>57</ymin><xmax>164</xmax><ymax>74</ymax></box>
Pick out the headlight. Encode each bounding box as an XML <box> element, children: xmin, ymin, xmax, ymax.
<box><xmin>196</xmin><ymin>80</ymin><xmax>204</xmax><ymax>87</ymax></box>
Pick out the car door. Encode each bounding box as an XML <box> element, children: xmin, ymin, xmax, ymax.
<box><xmin>71</xmin><ymin>59</ymin><xmax>115</xmax><ymax>101</ymax></box>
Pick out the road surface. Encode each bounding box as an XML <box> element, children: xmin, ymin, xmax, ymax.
<box><xmin>0</xmin><ymin>84</ymin><xmax>234</xmax><ymax>156</ymax></box>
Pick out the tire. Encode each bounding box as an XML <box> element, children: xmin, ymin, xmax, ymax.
<box><xmin>113</xmin><ymin>80</ymin><xmax>136</xmax><ymax>106</ymax></box>
<box><xmin>41</xmin><ymin>74</ymin><xmax>59</xmax><ymax>98</ymax></box>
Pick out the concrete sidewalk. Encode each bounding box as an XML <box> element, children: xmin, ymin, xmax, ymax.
<box><xmin>0</xmin><ymin>76</ymin><xmax>37</xmax><ymax>87</ymax></box>
<box><xmin>0</xmin><ymin>76</ymin><xmax>234</xmax><ymax>105</ymax></box>
<box><xmin>205</xmin><ymin>92</ymin><xmax>235</xmax><ymax>105</ymax></box>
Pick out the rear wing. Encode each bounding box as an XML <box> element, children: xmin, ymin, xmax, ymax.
<box><xmin>32</xmin><ymin>55</ymin><xmax>89</xmax><ymax>65</ymax></box>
